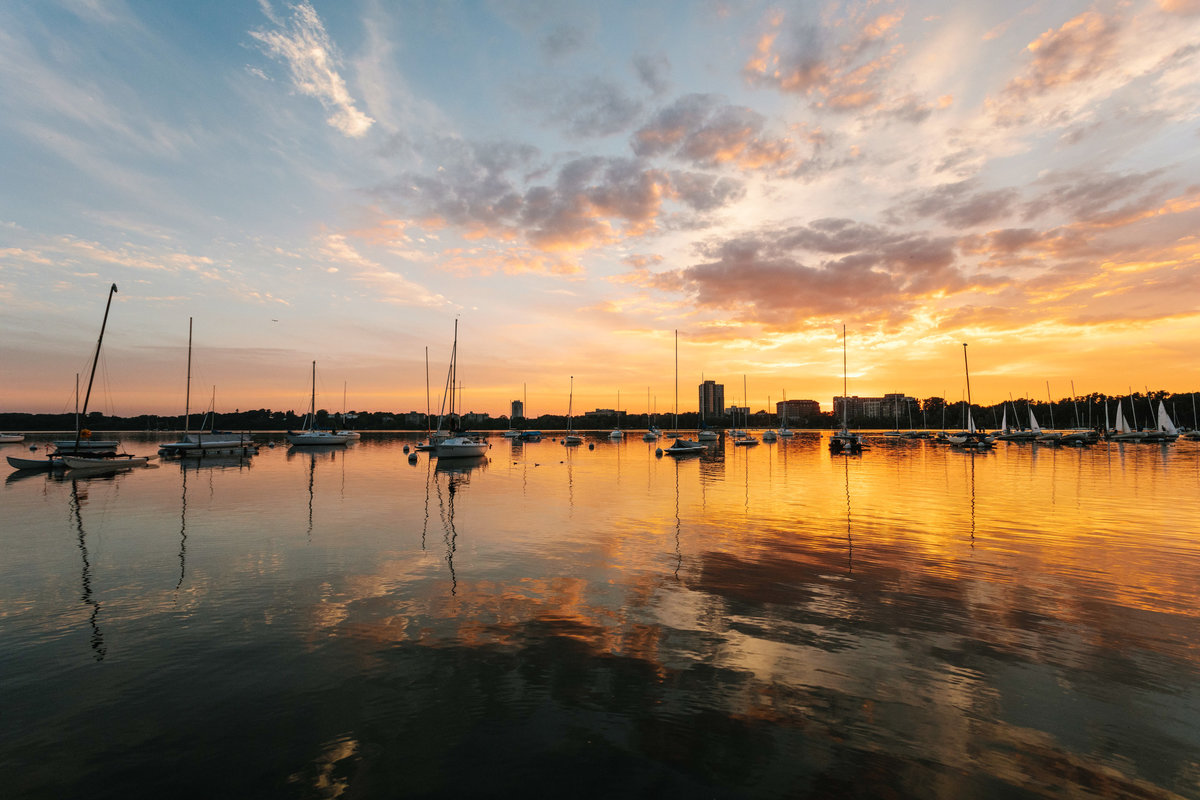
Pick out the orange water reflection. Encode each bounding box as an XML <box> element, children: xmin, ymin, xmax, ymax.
<box><xmin>4</xmin><ymin>431</ymin><xmax>1198</xmax><ymax>796</ymax></box>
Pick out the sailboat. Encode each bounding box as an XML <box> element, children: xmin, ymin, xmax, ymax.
<box><xmin>733</xmin><ymin>376</ymin><xmax>759</xmax><ymax>445</ymax></box>
<box><xmin>829</xmin><ymin>326</ymin><xmax>863</xmax><ymax>454</ymax></box>
<box><xmin>562</xmin><ymin>376</ymin><xmax>582</xmax><ymax>445</ymax></box>
<box><xmin>608</xmin><ymin>390</ymin><xmax>624</xmax><ymax>439</ymax></box>
<box><xmin>287</xmin><ymin>362</ymin><xmax>352</xmax><ymax>445</ymax></box>
<box><xmin>434</xmin><ymin>321</ymin><xmax>488</xmax><ymax>458</ymax></box>
<box><xmin>1110</xmin><ymin>399</ymin><xmax>1145</xmax><ymax>441</ymax></box>
<box><xmin>947</xmin><ymin>343</ymin><xmax>993</xmax><ymax>449</ymax></box>
<box><xmin>762</xmin><ymin>396</ymin><xmax>777</xmax><ymax>442</ymax></box>
<box><xmin>334</xmin><ymin>382</ymin><xmax>361</xmax><ymax>440</ymax></box>
<box><xmin>517</xmin><ymin>384</ymin><xmax>542</xmax><ymax>442</ymax></box>
<box><xmin>776</xmin><ymin>390</ymin><xmax>794</xmax><ymax>437</ymax></box>
<box><xmin>1155</xmin><ymin>400</ymin><xmax>1180</xmax><ymax>442</ymax></box>
<box><xmin>159</xmin><ymin>319</ymin><xmax>258</xmax><ymax>457</ymax></box>
<box><xmin>642</xmin><ymin>387</ymin><xmax>661</xmax><ymax>440</ymax></box>
<box><xmin>46</xmin><ymin>284</ymin><xmax>152</xmax><ymax>470</ymax></box>
<box><xmin>665</xmin><ymin>331</ymin><xmax>706</xmax><ymax>455</ymax></box>
<box><xmin>51</xmin><ymin>285</ymin><xmax>123</xmax><ymax>459</ymax></box>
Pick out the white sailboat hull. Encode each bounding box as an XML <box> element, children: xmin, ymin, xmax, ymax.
<box><xmin>435</xmin><ymin>436</ymin><xmax>488</xmax><ymax>458</ymax></box>
<box><xmin>287</xmin><ymin>431</ymin><xmax>352</xmax><ymax>445</ymax></box>
<box><xmin>62</xmin><ymin>455</ymin><xmax>151</xmax><ymax>469</ymax></box>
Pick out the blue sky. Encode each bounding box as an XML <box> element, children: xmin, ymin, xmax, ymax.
<box><xmin>3</xmin><ymin>0</ymin><xmax>1199</xmax><ymax>417</ymax></box>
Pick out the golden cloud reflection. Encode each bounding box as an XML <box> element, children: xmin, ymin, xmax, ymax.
<box><xmin>5</xmin><ymin>436</ymin><xmax>1198</xmax><ymax>796</ymax></box>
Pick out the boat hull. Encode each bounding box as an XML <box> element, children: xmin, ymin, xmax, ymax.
<box><xmin>664</xmin><ymin>438</ymin><xmax>707</xmax><ymax>456</ymax></box>
<box><xmin>159</xmin><ymin>433</ymin><xmax>259</xmax><ymax>456</ymax></box>
<box><xmin>435</xmin><ymin>436</ymin><xmax>488</xmax><ymax>458</ymax></box>
<box><xmin>287</xmin><ymin>431</ymin><xmax>352</xmax><ymax>445</ymax></box>
<box><xmin>7</xmin><ymin>455</ymin><xmax>62</xmax><ymax>470</ymax></box>
<box><xmin>62</xmin><ymin>455</ymin><xmax>150</xmax><ymax>469</ymax></box>
<box><xmin>53</xmin><ymin>439</ymin><xmax>120</xmax><ymax>455</ymax></box>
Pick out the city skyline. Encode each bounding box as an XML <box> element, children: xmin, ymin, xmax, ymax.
<box><xmin>3</xmin><ymin>1</ymin><xmax>1199</xmax><ymax>417</ymax></box>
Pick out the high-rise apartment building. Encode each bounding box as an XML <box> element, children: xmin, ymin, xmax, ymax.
<box><xmin>698</xmin><ymin>380</ymin><xmax>725</xmax><ymax>418</ymax></box>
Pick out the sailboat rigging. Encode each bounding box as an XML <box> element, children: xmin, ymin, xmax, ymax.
<box><xmin>562</xmin><ymin>376</ymin><xmax>582</xmax><ymax>445</ymax></box>
<box><xmin>287</xmin><ymin>362</ymin><xmax>352</xmax><ymax>445</ymax></box>
<box><xmin>159</xmin><ymin>318</ymin><xmax>258</xmax><ymax>457</ymax></box>
<box><xmin>947</xmin><ymin>343</ymin><xmax>993</xmax><ymax>449</ymax></box>
<box><xmin>829</xmin><ymin>325</ymin><xmax>863</xmax><ymax>454</ymax></box>
<box><xmin>664</xmin><ymin>330</ymin><xmax>706</xmax><ymax>455</ymax></box>
<box><xmin>434</xmin><ymin>320</ymin><xmax>488</xmax><ymax>458</ymax></box>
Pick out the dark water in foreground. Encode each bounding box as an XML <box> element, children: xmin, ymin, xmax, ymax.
<box><xmin>2</xmin><ymin>432</ymin><xmax>1198</xmax><ymax>799</ymax></box>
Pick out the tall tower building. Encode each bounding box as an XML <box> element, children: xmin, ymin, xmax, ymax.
<box><xmin>698</xmin><ymin>380</ymin><xmax>725</xmax><ymax>418</ymax></box>
<box><xmin>511</xmin><ymin>400</ymin><xmax>524</xmax><ymax>419</ymax></box>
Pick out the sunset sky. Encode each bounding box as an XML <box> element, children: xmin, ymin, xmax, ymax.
<box><xmin>2</xmin><ymin>0</ymin><xmax>1199</xmax><ymax>418</ymax></box>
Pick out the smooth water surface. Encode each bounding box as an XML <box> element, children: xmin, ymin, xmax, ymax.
<box><xmin>2</xmin><ymin>433</ymin><xmax>1198</xmax><ymax>798</ymax></box>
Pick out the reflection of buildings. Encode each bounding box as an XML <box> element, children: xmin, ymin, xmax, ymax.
<box><xmin>833</xmin><ymin>393</ymin><xmax>917</xmax><ymax>421</ymax></box>
<box><xmin>699</xmin><ymin>381</ymin><xmax>724</xmax><ymax>418</ymax></box>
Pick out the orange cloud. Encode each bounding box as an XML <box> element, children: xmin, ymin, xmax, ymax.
<box><xmin>742</xmin><ymin>7</ymin><xmax>936</xmax><ymax>122</ymax></box>
<box><xmin>990</xmin><ymin>11</ymin><xmax>1121</xmax><ymax>125</ymax></box>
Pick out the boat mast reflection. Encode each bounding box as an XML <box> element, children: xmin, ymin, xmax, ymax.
<box><xmin>673</xmin><ymin>460</ymin><xmax>683</xmax><ymax>579</ymax></box>
<box><xmin>969</xmin><ymin>451</ymin><xmax>976</xmax><ymax>549</ymax></box>
<box><xmin>434</xmin><ymin>456</ymin><xmax>487</xmax><ymax>597</ymax></box>
<box><xmin>177</xmin><ymin>465</ymin><xmax>188</xmax><ymax>591</ymax></box>
<box><xmin>69</xmin><ymin>478</ymin><xmax>106</xmax><ymax>661</ymax></box>
<box><xmin>437</xmin><ymin>473</ymin><xmax>457</xmax><ymax>596</ymax></box>
<box><xmin>844</xmin><ymin>456</ymin><xmax>853</xmax><ymax>574</ymax></box>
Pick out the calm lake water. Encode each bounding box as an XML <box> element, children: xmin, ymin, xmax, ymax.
<box><xmin>2</xmin><ymin>432</ymin><xmax>1198</xmax><ymax>799</ymax></box>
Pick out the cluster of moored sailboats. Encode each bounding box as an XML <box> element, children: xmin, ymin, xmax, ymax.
<box><xmin>5</xmin><ymin>295</ymin><xmax>1198</xmax><ymax>475</ymax></box>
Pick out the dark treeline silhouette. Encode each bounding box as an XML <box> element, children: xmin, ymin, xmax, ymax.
<box><xmin>3</xmin><ymin>390</ymin><xmax>1196</xmax><ymax>432</ymax></box>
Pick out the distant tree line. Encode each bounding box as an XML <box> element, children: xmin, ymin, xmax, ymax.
<box><xmin>2</xmin><ymin>390</ymin><xmax>1196</xmax><ymax>432</ymax></box>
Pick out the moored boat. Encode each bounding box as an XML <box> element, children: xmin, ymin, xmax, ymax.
<box><xmin>561</xmin><ymin>376</ymin><xmax>582</xmax><ymax>445</ymax></box>
<box><xmin>7</xmin><ymin>454</ymin><xmax>64</xmax><ymax>471</ymax></box>
<box><xmin>432</xmin><ymin>321</ymin><xmax>488</xmax><ymax>459</ymax></box>
<box><xmin>62</xmin><ymin>454</ymin><xmax>151</xmax><ymax>470</ymax></box>
<box><xmin>288</xmin><ymin>362</ymin><xmax>352</xmax><ymax>446</ymax></box>
<box><xmin>159</xmin><ymin>319</ymin><xmax>259</xmax><ymax>457</ymax></box>
<box><xmin>830</xmin><ymin>326</ymin><xmax>864</xmax><ymax>455</ymax></box>
<box><xmin>663</xmin><ymin>437</ymin><xmax>707</xmax><ymax>456</ymax></box>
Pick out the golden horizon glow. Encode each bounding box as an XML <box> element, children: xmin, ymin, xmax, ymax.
<box><xmin>2</xmin><ymin>3</ymin><xmax>1200</xmax><ymax>417</ymax></box>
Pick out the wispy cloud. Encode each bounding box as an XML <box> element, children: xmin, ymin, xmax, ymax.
<box><xmin>251</xmin><ymin>1</ymin><xmax>375</xmax><ymax>138</ymax></box>
<box><xmin>743</xmin><ymin>6</ymin><xmax>932</xmax><ymax>120</ymax></box>
<box><xmin>318</xmin><ymin>233</ymin><xmax>444</xmax><ymax>306</ymax></box>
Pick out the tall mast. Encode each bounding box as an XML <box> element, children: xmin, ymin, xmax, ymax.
<box><xmin>76</xmin><ymin>283</ymin><xmax>118</xmax><ymax>449</ymax></box>
<box><xmin>841</xmin><ymin>325</ymin><xmax>848</xmax><ymax>431</ymax></box>
<box><xmin>674</xmin><ymin>330</ymin><xmax>679</xmax><ymax>431</ymax></box>
<box><xmin>425</xmin><ymin>346</ymin><xmax>430</xmax><ymax>434</ymax></box>
<box><xmin>311</xmin><ymin>361</ymin><xmax>316</xmax><ymax>428</ymax></box>
<box><xmin>184</xmin><ymin>317</ymin><xmax>193</xmax><ymax>437</ymax></box>
<box><xmin>450</xmin><ymin>319</ymin><xmax>458</xmax><ymax>418</ymax></box>
<box><xmin>1046</xmin><ymin>380</ymin><xmax>1054</xmax><ymax>429</ymax></box>
<box><xmin>962</xmin><ymin>343</ymin><xmax>971</xmax><ymax>430</ymax></box>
